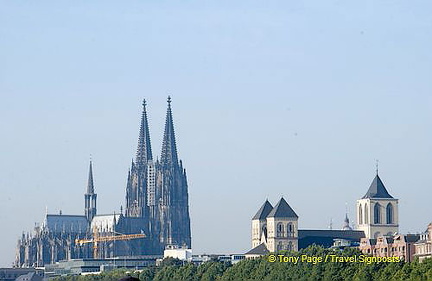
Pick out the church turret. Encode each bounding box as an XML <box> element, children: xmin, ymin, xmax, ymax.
<box><xmin>356</xmin><ymin>170</ymin><xmax>399</xmax><ymax>239</ymax></box>
<box><xmin>252</xmin><ymin>200</ymin><xmax>273</xmax><ymax>248</ymax></box>
<box><xmin>84</xmin><ymin>160</ymin><xmax>97</xmax><ymax>223</ymax></box>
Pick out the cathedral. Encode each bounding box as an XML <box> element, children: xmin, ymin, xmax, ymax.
<box><xmin>15</xmin><ymin>97</ymin><xmax>191</xmax><ymax>267</ymax></box>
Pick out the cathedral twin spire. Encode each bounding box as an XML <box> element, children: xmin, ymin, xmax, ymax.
<box><xmin>135</xmin><ymin>99</ymin><xmax>153</xmax><ymax>168</ymax></box>
<box><xmin>135</xmin><ymin>96</ymin><xmax>180</xmax><ymax>168</ymax></box>
<box><xmin>160</xmin><ymin>96</ymin><xmax>179</xmax><ymax>167</ymax></box>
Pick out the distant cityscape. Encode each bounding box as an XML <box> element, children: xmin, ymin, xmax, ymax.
<box><xmin>5</xmin><ymin>98</ymin><xmax>432</xmax><ymax>280</ymax></box>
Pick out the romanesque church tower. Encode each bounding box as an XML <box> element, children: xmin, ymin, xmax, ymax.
<box><xmin>251</xmin><ymin>198</ymin><xmax>298</xmax><ymax>252</ymax></box>
<box><xmin>357</xmin><ymin>172</ymin><xmax>399</xmax><ymax>239</ymax></box>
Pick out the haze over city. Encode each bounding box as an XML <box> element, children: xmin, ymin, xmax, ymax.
<box><xmin>1</xmin><ymin>0</ymin><xmax>432</xmax><ymax>267</ymax></box>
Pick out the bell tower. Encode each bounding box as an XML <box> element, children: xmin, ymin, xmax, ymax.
<box><xmin>356</xmin><ymin>171</ymin><xmax>399</xmax><ymax>239</ymax></box>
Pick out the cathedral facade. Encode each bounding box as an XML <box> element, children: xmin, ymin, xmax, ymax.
<box><xmin>15</xmin><ymin>97</ymin><xmax>191</xmax><ymax>267</ymax></box>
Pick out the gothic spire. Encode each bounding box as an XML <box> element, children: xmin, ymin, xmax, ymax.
<box><xmin>136</xmin><ymin>99</ymin><xmax>153</xmax><ymax>167</ymax></box>
<box><xmin>160</xmin><ymin>96</ymin><xmax>179</xmax><ymax>167</ymax></box>
<box><xmin>87</xmin><ymin>160</ymin><xmax>94</xmax><ymax>194</ymax></box>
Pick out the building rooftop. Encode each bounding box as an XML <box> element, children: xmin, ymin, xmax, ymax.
<box><xmin>362</xmin><ymin>174</ymin><xmax>394</xmax><ymax>199</ymax></box>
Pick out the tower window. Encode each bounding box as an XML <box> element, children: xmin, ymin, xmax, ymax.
<box><xmin>374</xmin><ymin>203</ymin><xmax>381</xmax><ymax>224</ymax></box>
<box><xmin>359</xmin><ymin>205</ymin><xmax>363</xmax><ymax>225</ymax></box>
<box><xmin>386</xmin><ymin>203</ymin><xmax>393</xmax><ymax>224</ymax></box>
<box><xmin>277</xmin><ymin>223</ymin><xmax>285</xmax><ymax>237</ymax></box>
<box><xmin>365</xmin><ymin>204</ymin><xmax>369</xmax><ymax>224</ymax></box>
<box><xmin>287</xmin><ymin>223</ymin><xmax>294</xmax><ymax>237</ymax></box>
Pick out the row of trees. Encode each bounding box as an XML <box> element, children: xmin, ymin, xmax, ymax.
<box><xmin>53</xmin><ymin>246</ymin><xmax>432</xmax><ymax>281</ymax></box>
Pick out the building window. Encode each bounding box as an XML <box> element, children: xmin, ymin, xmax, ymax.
<box><xmin>365</xmin><ymin>204</ymin><xmax>369</xmax><ymax>224</ymax></box>
<box><xmin>277</xmin><ymin>223</ymin><xmax>284</xmax><ymax>238</ymax></box>
<box><xmin>386</xmin><ymin>203</ymin><xmax>393</xmax><ymax>224</ymax></box>
<box><xmin>287</xmin><ymin>223</ymin><xmax>294</xmax><ymax>237</ymax></box>
<box><xmin>277</xmin><ymin>242</ymin><xmax>283</xmax><ymax>251</ymax></box>
<box><xmin>374</xmin><ymin>203</ymin><xmax>381</xmax><ymax>224</ymax></box>
<box><xmin>287</xmin><ymin>241</ymin><xmax>293</xmax><ymax>251</ymax></box>
<box><xmin>359</xmin><ymin>205</ymin><xmax>363</xmax><ymax>225</ymax></box>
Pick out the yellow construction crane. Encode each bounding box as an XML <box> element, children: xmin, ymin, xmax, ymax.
<box><xmin>75</xmin><ymin>228</ymin><xmax>146</xmax><ymax>258</ymax></box>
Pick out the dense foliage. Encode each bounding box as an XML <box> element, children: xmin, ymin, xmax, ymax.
<box><xmin>52</xmin><ymin>246</ymin><xmax>432</xmax><ymax>281</ymax></box>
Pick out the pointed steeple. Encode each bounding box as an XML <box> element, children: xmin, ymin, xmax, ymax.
<box><xmin>252</xmin><ymin>200</ymin><xmax>273</xmax><ymax>220</ymax></box>
<box><xmin>87</xmin><ymin>160</ymin><xmax>94</xmax><ymax>194</ymax></box>
<box><xmin>160</xmin><ymin>96</ymin><xmax>179</xmax><ymax>167</ymax></box>
<box><xmin>267</xmin><ymin>197</ymin><xmax>298</xmax><ymax>218</ymax></box>
<box><xmin>362</xmin><ymin>174</ymin><xmax>394</xmax><ymax>199</ymax></box>
<box><xmin>136</xmin><ymin>99</ymin><xmax>153</xmax><ymax>167</ymax></box>
<box><xmin>342</xmin><ymin>213</ymin><xmax>352</xmax><ymax>230</ymax></box>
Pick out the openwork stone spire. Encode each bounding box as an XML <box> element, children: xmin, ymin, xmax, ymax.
<box><xmin>160</xmin><ymin>96</ymin><xmax>179</xmax><ymax>167</ymax></box>
<box><xmin>136</xmin><ymin>99</ymin><xmax>153</xmax><ymax>167</ymax></box>
<box><xmin>87</xmin><ymin>160</ymin><xmax>94</xmax><ymax>194</ymax></box>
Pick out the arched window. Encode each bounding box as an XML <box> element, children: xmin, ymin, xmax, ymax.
<box><xmin>277</xmin><ymin>242</ymin><xmax>283</xmax><ymax>251</ymax></box>
<box><xmin>386</xmin><ymin>203</ymin><xmax>393</xmax><ymax>224</ymax></box>
<box><xmin>359</xmin><ymin>204</ymin><xmax>363</xmax><ymax>225</ymax></box>
<box><xmin>277</xmin><ymin>223</ymin><xmax>284</xmax><ymax>237</ymax></box>
<box><xmin>287</xmin><ymin>241</ymin><xmax>293</xmax><ymax>251</ymax></box>
<box><xmin>374</xmin><ymin>203</ymin><xmax>381</xmax><ymax>224</ymax></box>
<box><xmin>287</xmin><ymin>223</ymin><xmax>294</xmax><ymax>237</ymax></box>
<box><xmin>365</xmin><ymin>203</ymin><xmax>369</xmax><ymax>224</ymax></box>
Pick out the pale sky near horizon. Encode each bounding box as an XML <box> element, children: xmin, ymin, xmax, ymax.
<box><xmin>1</xmin><ymin>1</ymin><xmax>432</xmax><ymax>267</ymax></box>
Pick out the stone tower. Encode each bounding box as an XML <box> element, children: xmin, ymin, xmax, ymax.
<box><xmin>356</xmin><ymin>172</ymin><xmax>399</xmax><ymax>239</ymax></box>
<box><xmin>251</xmin><ymin>200</ymin><xmax>273</xmax><ymax>248</ymax></box>
<box><xmin>84</xmin><ymin>160</ymin><xmax>97</xmax><ymax>223</ymax></box>
<box><xmin>154</xmin><ymin>96</ymin><xmax>191</xmax><ymax>248</ymax></box>
<box><xmin>125</xmin><ymin>99</ymin><xmax>153</xmax><ymax>219</ymax></box>
<box><xmin>251</xmin><ymin>198</ymin><xmax>298</xmax><ymax>252</ymax></box>
<box><xmin>266</xmin><ymin>198</ymin><xmax>299</xmax><ymax>252</ymax></box>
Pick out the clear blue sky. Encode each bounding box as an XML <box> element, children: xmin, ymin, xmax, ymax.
<box><xmin>1</xmin><ymin>1</ymin><xmax>432</xmax><ymax>267</ymax></box>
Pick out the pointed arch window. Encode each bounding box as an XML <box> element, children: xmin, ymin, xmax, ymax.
<box><xmin>374</xmin><ymin>203</ymin><xmax>381</xmax><ymax>224</ymax></box>
<box><xmin>386</xmin><ymin>203</ymin><xmax>393</xmax><ymax>224</ymax></box>
<box><xmin>359</xmin><ymin>205</ymin><xmax>363</xmax><ymax>225</ymax></box>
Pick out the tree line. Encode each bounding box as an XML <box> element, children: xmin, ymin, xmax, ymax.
<box><xmin>52</xmin><ymin>245</ymin><xmax>432</xmax><ymax>281</ymax></box>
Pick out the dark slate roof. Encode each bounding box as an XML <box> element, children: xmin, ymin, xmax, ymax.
<box><xmin>362</xmin><ymin>174</ymin><xmax>394</xmax><ymax>199</ymax></box>
<box><xmin>298</xmin><ymin>229</ymin><xmax>366</xmax><ymax>249</ymax></box>
<box><xmin>43</xmin><ymin>214</ymin><xmax>88</xmax><ymax>233</ymax></box>
<box><xmin>267</xmin><ymin>197</ymin><xmax>298</xmax><ymax>218</ymax></box>
<box><xmin>245</xmin><ymin>243</ymin><xmax>270</xmax><ymax>255</ymax></box>
<box><xmin>298</xmin><ymin>229</ymin><xmax>365</xmax><ymax>240</ymax></box>
<box><xmin>252</xmin><ymin>200</ymin><xmax>273</xmax><ymax>220</ymax></box>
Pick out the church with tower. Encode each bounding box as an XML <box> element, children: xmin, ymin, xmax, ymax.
<box><xmin>15</xmin><ymin>97</ymin><xmax>191</xmax><ymax>267</ymax></box>
<box><xmin>356</xmin><ymin>172</ymin><xmax>399</xmax><ymax>239</ymax></box>
<box><xmin>247</xmin><ymin>170</ymin><xmax>399</xmax><ymax>255</ymax></box>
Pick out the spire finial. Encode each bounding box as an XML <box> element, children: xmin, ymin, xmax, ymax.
<box><xmin>376</xmin><ymin>159</ymin><xmax>379</xmax><ymax>175</ymax></box>
<box><xmin>143</xmin><ymin>99</ymin><xmax>146</xmax><ymax>108</ymax></box>
<box><xmin>167</xmin><ymin>95</ymin><xmax>172</xmax><ymax>105</ymax></box>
